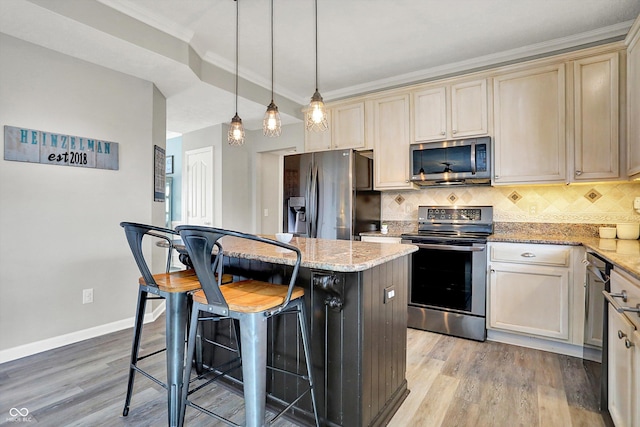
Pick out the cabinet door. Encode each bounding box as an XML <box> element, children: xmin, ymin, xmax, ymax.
<box><xmin>634</xmin><ymin>330</ymin><xmax>640</xmax><ymax>427</ymax></box>
<box><xmin>371</xmin><ymin>94</ymin><xmax>414</xmax><ymax>190</ymax></box>
<box><xmin>627</xmin><ymin>17</ymin><xmax>640</xmax><ymax>177</ymax></box>
<box><xmin>332</xmin><ymin>102</ymin><xmax>366</xmax><ymax>150</ymax></box>
<box><xmin>573</xmin><ymin>53</ymin><xmax>619</xmax><ymax>181</ymax></box>
<box><xmin>493</xmin><ymin>64</ymin><xmax>566</xmax><ymax>184</ymax></box>
<box><xmin>413</xmin><ymin>87</ymin><xmax>447</xmax><ymax>142</ymax></box>
<box><xmin>488</xmin><ymin>263</ymin><xmax>570</xmax><ymax>340</ymax></box>
<box><xmin>304</xmin><ymin>109</ymin><xmax>332</xmax><ymax>152</ymax></box>
<box><xmin>608</xmin><ymin>308</ymin><xmax>635</xmax><ymax>427</ymax></box>
<box><xmin>451</xmin><ymin>79</ymin><xmax>488</xmax><ymax>138</ymax></box>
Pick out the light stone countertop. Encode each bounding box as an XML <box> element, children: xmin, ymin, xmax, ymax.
<box><xmin>359</xmin><ymin>230</ymin><xmax>639</xmax><ymax>279</ymax></box>
<box><xmin>170</xmin><ymin>235</ymin><xmax>418</xmax><ymax>273</ymax></box>
<box><xmin>489</xmin><ymin>233</ymin><xmax>640</xmax><ymax>280</ymax></box>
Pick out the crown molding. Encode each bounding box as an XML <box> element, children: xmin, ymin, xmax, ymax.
<box><xmin>323</xmin><ymin>20</ymin><xmax>634</xmax><ymax>101</ymax></box>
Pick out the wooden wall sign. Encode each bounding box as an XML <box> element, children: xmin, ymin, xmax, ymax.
<box><xmin>3</xmin><ymin>125</ymin><xmax>119</xmax><ymax>170</ymax></box>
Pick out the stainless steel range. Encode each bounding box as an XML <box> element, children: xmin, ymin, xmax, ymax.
<box><xmin>401</xmin><ymin>206</ymin><xmax>493</xmax><ymax>341</ymax></box>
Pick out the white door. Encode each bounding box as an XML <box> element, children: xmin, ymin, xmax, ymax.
<box><xmin>184</xmin><ymin>147</ymin><xmax>214</xmax><ymax>226</ymax></box>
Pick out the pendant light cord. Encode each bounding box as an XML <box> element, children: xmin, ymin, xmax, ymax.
<box><xmin>314</xmin><ymin>0</ymin><xmax>318</xmax><ymax>92</ymax></box>
<box><xmin>235</xmin><ymin>0</ymin><xmax>239</xmax><ymax>115</ymax></box>
<box><xmin>271</xmin><ymin>0</ymin><xmax>274</xmax><ymax>101</ymax></box>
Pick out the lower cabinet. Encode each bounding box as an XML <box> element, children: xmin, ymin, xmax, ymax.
<box><xmin>607</xmin><ymin>269</ymin><xmax>640</xmax><ymax>427</ymax></box>
<box><xmin>489</xmin><ymin>261</ymin><xmax>570</xmax><ymax>340</ymax></box>
<box><xmin>608</xmin><ymin>308</ymin><xmax>636</xmax><ymax>427</ymax></box>
<box><xmin>487</xmin><ymin>243</ymin><xmax>582</xmax><ymax>344</ymax></box>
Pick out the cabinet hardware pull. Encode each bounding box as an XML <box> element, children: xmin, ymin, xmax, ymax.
<box><xmin>520</xmin><ymin>252</ymin><xmax>536</xmax><ymax>257</ymax></box>
<box><xmin>603</xmin><ymin>291</ymin><xmax>640</xmax><ymax>317</ymax></box>
<box><xmin>452</xmin><ymin>130</ymin><xmax>457</xmax><ymax>134</ymax></box>
<box><xmin>575</xmin><ymin>170</ymin><xmax>582</xmax><ymax>176</ymax></box>
<box><xmin>440</xmin><ymin>131</ymin><xmax>446</xmax><ymax>135</ymax></box>
<box><xmin>610</xmin><ymin>290</ymin><xmax>628</xmax><ymax>302</ymax></box>
<box><xmin>618</xmin><ymin>330</ymin><xmax>627</xmax><ymax>339</ymax></box>
<box><xmin>625</xmin><ymin>339</ymin><xmax>634</xmax><ymax>349</ymax></box>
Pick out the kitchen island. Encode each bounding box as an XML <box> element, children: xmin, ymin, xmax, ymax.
<box><xmin>191</xmin><ymin>236</ymin><xmax>417</xmax><ymax>427</ymax></box>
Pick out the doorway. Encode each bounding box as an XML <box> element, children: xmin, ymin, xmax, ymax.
<box><xmin>183</xmin><ymin>146</ymin><xmax>214</xmax><ymax>226</ymax></box>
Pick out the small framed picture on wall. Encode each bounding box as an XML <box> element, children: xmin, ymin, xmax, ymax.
<box><xmin>166</xmin><ymin>155</ymin><xmax>174</xmax><ymax>174</ymax></box>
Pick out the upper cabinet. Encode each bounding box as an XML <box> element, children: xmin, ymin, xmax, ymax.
<box><xmin>493</xmin><ymin>64</ymin><xmax>567</xmax><ymax>184</ymax></box>
<box><xmin>369</xmin><ymin>93</ymin><xmax>416</xmax><ymax>190</ymax></box>
<box><xmin>572</xmin><ymin>52</ymin><xmax>620</xmax><ymax>181</ymax></box>
<box><xmin>304</xmin><ymin>101</ymin><xmax>367</xmax><ymax>152</ymax></box>
<box><xmin>627</xmin><ymin>15</ymin><xmax>640</xmax><ymax>178</ymax></box>
<box><xmin>332</xmin><ymin>101</ymin><xmax>366</xmax><ymax>150</ymax></box>
<box><xmin>413</xmin><ymin>78</ymin><xmax>488</xmax><ymax>142</ymax></box>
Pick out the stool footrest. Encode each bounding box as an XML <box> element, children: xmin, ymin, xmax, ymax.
<box><xmin>188</xmin><ymin>358</ymin><xmax>242</xmax><ymax>395</ymax></box>
<box><xmin>131</xmin><ymin>364</ymin><xmax>167</xmax><ymax>390</ymax></box>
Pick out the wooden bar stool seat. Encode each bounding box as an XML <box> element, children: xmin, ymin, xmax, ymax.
<box><xmin>191</xmin><ymin>281</ymin><xmax>305</xmax><ymax>313</ymax></box>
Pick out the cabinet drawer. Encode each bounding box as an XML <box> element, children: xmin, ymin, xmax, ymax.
<box><xmin>490</xmin><ymin>243</ymin><xmax>571</xmax><ymax>267</ymax></box>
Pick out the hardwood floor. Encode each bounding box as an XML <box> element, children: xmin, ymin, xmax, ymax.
<box><xmin>0</xmin><ymin>316</ymin><xmax>605</xmax><ymax>426</ymax></box>
<box><xmin>388</xmin><ymin>328</ymin><xmax>606</xmax><ymax>427</ymax></box>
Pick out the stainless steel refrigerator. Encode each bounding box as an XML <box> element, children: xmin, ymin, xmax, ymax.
<box><xmin>283</xmin><ymin>149</ymin><xmax>381</xmax><ymax>240</ymax></box>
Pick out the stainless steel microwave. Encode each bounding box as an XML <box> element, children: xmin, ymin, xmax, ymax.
<box><xmin>410</xmin><ymin>137</ymin><xmax>492</xmax><ymax>186</ymax></box>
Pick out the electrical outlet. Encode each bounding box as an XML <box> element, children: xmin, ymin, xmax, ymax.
<box><xmin>82</xmin><ymin>288</ymin><xmax>93</xmax><ymax>304</ymax></box>
<box><xmin>263</xmin><ymin>208</ymin><xmax>269</xmax><ymax>217</ymax></box>
<box><xmin>383</xmin><ymin>286</ymin><xmax>395</xmax><ymax>304</ymax></box>
<box><xmin>529</xmin><ymin>204</ymin><xmax>537</xmax><ymax>215</ymax></box>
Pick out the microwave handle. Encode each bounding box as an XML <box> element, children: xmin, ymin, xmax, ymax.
<box><xmin>470</xmin><ymin>142</ymin><xmax>476</xmax><ymax>174</ymax></box>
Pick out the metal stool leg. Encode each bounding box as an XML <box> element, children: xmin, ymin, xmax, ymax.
<box><xmin>123</xmin><ymin>288</ymin><xmax>148</xmax><ymax>417</ymax></box>
<box><xmin>239</xmin><ymin>312</ymin><xmax>268</xmax><ymax>427</ymax></box>
<box><xmin>297</xmin><ymin>300</ymin><xmax>320</xmax><ymax>426</ymax></box>
<box><xmin>179</xmin><ymin>302</ymin><xmax>201</xmax><ymax>427</ymax></box>
<box><xmin>166</xmin><ymin>292</ymin><xmax>189</xmax><ymax>427</ymax></box>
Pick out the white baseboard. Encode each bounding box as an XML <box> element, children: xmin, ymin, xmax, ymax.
<box><xmin>0</xmin><ymin>302</ymin><xmax>166</xmax><ymax>364</ymax></box>
<box><xmin>487</xmin><ymin>329</ymin><xmax>585</xmax><ymax>358</ymax></box>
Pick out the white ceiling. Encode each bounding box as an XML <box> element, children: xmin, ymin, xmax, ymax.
<box><xmin>1</xmin><ymin>0</ymin><xmax>639</xmax><ymax>135</ymax></box>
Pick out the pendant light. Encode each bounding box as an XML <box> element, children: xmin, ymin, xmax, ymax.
<box><xmin>263</xmin><ymin>0</ymin><xmax>281</xmax><ymax>137</ymax></box>
<box><xmin>305</xmin><ymin>0</ymin><xmax>328</xmax><ymax>132</ymax></box>
<box><xmin>228</xmin><ymin>0</ymin><xmax>245</xmax><ymax>145</ymax></box>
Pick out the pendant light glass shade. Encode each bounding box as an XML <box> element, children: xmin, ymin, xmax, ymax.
<box><xmin>263</xmin><ymin>0</ymin><xmax>281</xmax><ymax>137</ymax></box>
<box><xmin>228</xmin><ymin>0</ymin><xmax>245</xmax><ymax>145</ymax></box>
<box><xmin>306</xmin><ymin>0</ymin><xmax>328</xmax><ymax>132</ymax></box>
<box><xmin>306</xmin><ymin>89</ymin><xmax>327</xmax><ymax>131</ymax></box>
<box><xmin>263</xmin><ymin>101</ymin><xmax>281</xmax><ymax>137</ymax></box>
<box><xmin>228</xmin><ymin>113</ymin><xmax>245</xmax><ymax>145</ymax></box>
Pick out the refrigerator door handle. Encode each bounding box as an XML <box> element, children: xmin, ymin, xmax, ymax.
<box><xmin>305</xmin><ymin>163</ymin><xmax>313</xmax><ymax>237</ymax></box>
<box><xmin>310</xmin><ymin>164</ymin><xmax>319</xmax><ymax>238</ymax></box>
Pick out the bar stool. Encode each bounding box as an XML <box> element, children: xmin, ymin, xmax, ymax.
<box><xmin>119</xmin><ymin>222</ymin><xmax>233</xmax><ymax>423</ymax></box>
<box><xmin>176</xmin><ymin>225</ymin><xmax>320</xmax><ymax>427</ymax></box>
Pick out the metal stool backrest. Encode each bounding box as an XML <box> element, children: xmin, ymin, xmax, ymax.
<box><xmin>176</xmin><ymin>225</ymin><xmax>302</xmax><ymax>317</ymax></box>
<box><xmin>120</xmin><ymin>222</ymin><xmax>178</xmax><ymax>287</ymax></box>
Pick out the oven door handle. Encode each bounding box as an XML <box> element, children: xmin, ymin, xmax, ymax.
<box><xmin>412</xmin><ymin>243</ymin><xmax>485</xmax><ymax>252</ymax></box>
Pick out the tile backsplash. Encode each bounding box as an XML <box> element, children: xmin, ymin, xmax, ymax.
<box><xmin>382</xmin><ymin>182</ymin><xmax>640</xmax><ymax>224</ymax></box>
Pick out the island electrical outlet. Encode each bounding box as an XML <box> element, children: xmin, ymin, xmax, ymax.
<box><xmin>83</xmin><ymin>288</ymin><xmax>94</xmax><ymax>304</ymax></box>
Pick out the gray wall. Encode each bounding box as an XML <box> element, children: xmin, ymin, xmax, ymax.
<box><xmin>178</xmin><ymin>122</ymin><xmax>304</xmax><ymax>234</ymax></box>
<box><xmin>0</xmin><ymin>34</ymin><xmax>165</xmax><ymax>361</ymax></box>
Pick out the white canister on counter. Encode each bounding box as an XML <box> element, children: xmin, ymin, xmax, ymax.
<box><xmin>616</xmin><ymin>223</ymin><xmax>640</xmax><ymax>240</ymax></box>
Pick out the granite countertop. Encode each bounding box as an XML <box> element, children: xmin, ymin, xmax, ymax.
<box><xmin>360</xmin><ymin>229</ymin><xmax>639</xmax><ymax>280</ymax></box>
<box><xmin>490</xmin><ymin>233</ymin><xmax>640</xmax><ymax>280</ymax></box>
<box><xmin>168</xmin><ymin>236</ymin><xmax>418</xmax><ymax>273</ymax></box>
